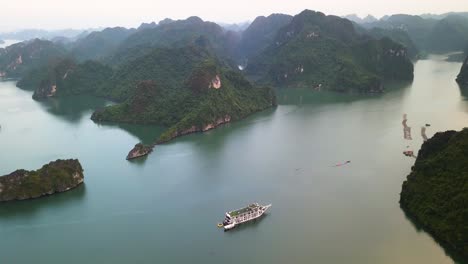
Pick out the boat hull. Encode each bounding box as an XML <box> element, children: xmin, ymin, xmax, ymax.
<box><xmin>223</xmin><ymin>204</ymin><xmax>271</xmax><ymax>231</ymax></box>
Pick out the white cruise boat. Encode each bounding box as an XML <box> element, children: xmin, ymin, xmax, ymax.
<box><xmin>221</xmin><ymin>203</ymin><xmax>271</xmax><ymax>230</ymax></box>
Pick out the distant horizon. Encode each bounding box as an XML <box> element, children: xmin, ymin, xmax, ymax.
<box><xmin>1</xmin><ymin>0</ymin><xmax>467</xmax><ymax>32</ymax></box>
<box><xmin>1</xmin><ymin>10</ymin><xmax>467</xmax><ymax>34</ymax></box>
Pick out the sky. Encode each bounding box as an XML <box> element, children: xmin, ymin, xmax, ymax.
<box><xmin>1</xmin><ymin>0</ymin><xmax>467</xmax><ymax>32</ymax></box>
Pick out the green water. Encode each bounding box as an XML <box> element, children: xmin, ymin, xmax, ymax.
<box><xmin>0</xmin><ymin>55</ymin><xmax>467</xmax><ymax>263</ymax></box>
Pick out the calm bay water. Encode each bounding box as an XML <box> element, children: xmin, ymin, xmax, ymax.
<box><xmin>0</xmin><ymin>55</ymin><xmax>467</xmax><ymax>263</ymax></box>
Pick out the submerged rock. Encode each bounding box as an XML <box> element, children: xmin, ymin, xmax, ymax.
<box><xmin>126</xmin><ymin>143</ymin><xmax>153</xmax><ymax>160</ymax></box>
<box><xmin>0</xmin><ymin>159</ymin><xmax>84</xmax><ymax>202</ymax></box>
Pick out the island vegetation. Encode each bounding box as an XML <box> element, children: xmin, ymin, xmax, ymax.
<box><xmin>0</xmin><ymin>39</ymin><xmax>66</xmax><ymax>78</ymax></box>
<box><xmin>245</xmin><ymin>10</ymin><xmax>414</xmax><ymax>92</ymax></box>
<box><xmin>126</xmin><ymin>143</ymin><xmax>154</xmax><ymax>160</ymax></box>
<box><xmin>456</xmin><ymin>55</ymin><xmax>468</xmax><ymax>86</ymax></box>
<box><xmin>0</xmin><ymin>11</ymin><xmax>423</xmax><ymax>155</ymax></box>
<box><xmin>90</xmin><ymin>49</ymin><xmax>277</xmax><ymax>143</ymax></box>
<box><xmin>400</xmin><ymin>129</ymin><xmax>468</xmax><ymax>260</ymax></box>
<box><xmin>0</xmin><ymin>159</ymin><xmax>84</xmax><ymax>202</ymax></box>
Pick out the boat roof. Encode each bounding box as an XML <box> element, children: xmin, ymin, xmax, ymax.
<box><xmin>228</xmin><ymin>203</ymin><xmax>260</xmax><ymax>216</ymax></box>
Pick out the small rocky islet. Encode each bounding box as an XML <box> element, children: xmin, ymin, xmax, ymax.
<box><xmin>0</xmin><ymin>159</ymin><xmax>84</xmax><ymax>202</ymax></box>
<box><xmin>126</xmin><ymin>143</ymin><xmax>154</xmax><ymax>160</ymax></box>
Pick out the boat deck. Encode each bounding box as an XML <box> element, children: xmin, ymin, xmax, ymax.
<box><xmin>229</xmin><ymin>204</ymin><xmax>260</xmax><ymax>216</ymax></box>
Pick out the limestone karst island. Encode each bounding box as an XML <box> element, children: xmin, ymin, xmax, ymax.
<box><xmin>0</xmin><ymin>1</ymin><xmax>467</xmax><ymax>263</ymax></box>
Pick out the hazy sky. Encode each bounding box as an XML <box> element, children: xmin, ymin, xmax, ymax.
<box><xmin>1</xmin><ymin>0</ymin><xmax>467</xmax><ymax>31</ymax></box>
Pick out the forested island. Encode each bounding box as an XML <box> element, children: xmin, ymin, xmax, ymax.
<box><xmin>0</xmin><ymin>10</ymin><xmax>418</xmax><ymax>157</ymax></box>
<box><xmin>0</xmin><ymin>159</ymin><xmax>84</xmax><ymax>202</ymax></box>
<box><xmin>5</xmin><ymin>9</ymin><xmax>468</xmax><ymax>157</ymax></box>
<box><xmin>245</xmin><ymin>10</ymin><xmax>414</xmax><ymax>92</ymax></box>
<box><xmin>400</xmin><ymin>129</ymin><xmax>468</xmax><ymax>260</ymax></box>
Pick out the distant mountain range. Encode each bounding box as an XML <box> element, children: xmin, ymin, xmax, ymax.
<box><xmin>4</xmin><ymin>9</ymin><xmax>468</xmax><ymax>145</ymax></box>
<box><xmin>343</xmin><ymin>14</ymin><xmax>378</xmax><ymax>24</ymax></box>
<box><xmin>0</xmin><ymin>28</ymin><xmax>100</xmax><ymax>41</ymax></box>
<box><xmin>420</xmin><ymin>12</ymin><xmax>468</xmax><ymax>20</ymax></box>
<box><xmin>1</xmin><ymin>10</ymin><xmax>417</xmax><ymax>92</ymax></box>
<box><xmin>351</xmin><ymin>13</ymin><xmax>468</xmax><ymax>53</ymax></box>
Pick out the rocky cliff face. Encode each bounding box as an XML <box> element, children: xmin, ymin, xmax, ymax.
<box><xmin>400</xmin><ymin>129</ymin><xmax>468</xmax><ymax>260</ymax></box>
<box><xmin>0</xmin><ymin>159</ymin><xmax>84</xmax><ymax>202</ymax></box>
<box><xmin>126</xmin><ymin>143</ymin><xmax>153</xmax><ymax>160</ymax></box>
<box><xmin>157</xmin><ymin>115</ymin><xmax>232</xmax><ymax>144</ymax></box>
<box><xmin>0</xmin><ymin>39</ymin><xmax>66</xmax><ymax>78</ymax></box>
<box><xmin>32</xmin><ymin>82</ymin><xmax>57</xmax><ymax>99</ymax></box>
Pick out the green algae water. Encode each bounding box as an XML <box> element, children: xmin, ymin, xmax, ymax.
<box><xmin>0</xmin><ymin>55</ymin><xmax>467</xmax><ymax>263</ymax></box>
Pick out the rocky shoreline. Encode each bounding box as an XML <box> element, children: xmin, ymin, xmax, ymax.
<box><xmin>0</xmin><ymin>159</ymin><xmax>84</xmax><ymax>202</ymax></box>
<box><xmin>126</xmin><ymin>143</ymin><xmax>154</xmax><ymax>160</ymax></box>
<box><xmin>157</xmin><ymin>115</ymin><xmax>232</xmax><ymax>144</ymax></box>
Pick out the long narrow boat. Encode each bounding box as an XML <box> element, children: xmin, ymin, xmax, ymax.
<box><xmin>221</xmin><ymin>203</ymin><xmax>271</xmax><ymax>231</ymax></box>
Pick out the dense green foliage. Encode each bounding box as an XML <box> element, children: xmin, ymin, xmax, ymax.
<box><xmin>91</xmin><ymin>46</ymin><xmax>276</xmax><ymax>142</ymax></box>
<box><xmin>364</xmin><ymin>15</ymin><xmax>435</xmax><ymax>51</ymax></box>
<box><xmin>0</xmin><ymin>39</ymin><xmax>66</xmax><ymax>78</ymax></box>
<box><xmin>425</xmin><ymin>15</ymin><xmax>468</xmax><ymax>53</ymax></box>
<box><xmin>400</xmin><ymin>129</ymin><xmax>468</xmax><ymax>259</ymax></box>
<box><xmin>0</xmin><ymin>11</ymin><xmax>419</xmax><ymax>144</ymax></box>
<box><xmin>107</xmin><ymin>17</ymin><xmax>231</xmax><ymax>65</ymax></box>
<box><xmin>0</xmin><ymin>159</ymin><xmax>84</xmax><ymax>202</ymax></box>
<box><xmin>456</xmin><ymin>56</ymin><xmax>468</xmax><ymax>86</ymax></box>
<box><xmin>16</xmin><ymin>39</ymin><xmax>276</xmax><ymax>140</ymax></box>
<box><xmin>98</xmin><ymin>45</ymin><xmax>212</xmax><ymax>101</ymax></box>
<box><xmin>23</xmin><ymin>58</ymin><xmax>113</xmax><ymax>99</ymax></box>
<box><xmin>367</xmin><ymin>28</ymin><xmax>419</xmax><ymax>58</ymax></box>
<box><xmin>238</xmin><ymin>14</ymin><xmax>292</xmax><ymax>60</ymax></box>
<box><xmin>246</xmin><ymin>10</ymin><xmax>414</xmax><ymax>92</ymax></box>
<box><xmin>70</xmin><ymin>27</ymin><xmax>136</xmax><ymax>62</ymax></box>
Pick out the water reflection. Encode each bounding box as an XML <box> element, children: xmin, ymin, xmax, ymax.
<box><xmin>0</xmin><ymin>184</ymin><xmax>86</xmax><ymax>219</ymax></box>
<box><xmin>222</xmin><ymin>214</ymin><xmax>270</xmax><ymax>235</ymax></box>
<box><xmin>127</xmin><ymin>154</ymin><xmax>149</xmax><ymax>166</ymax></box>
<box><xmin>458</xmin><ymin>84</ymin><xmax>468</xmax><ymax>100</ymax></box>
<box><xmin>421</xmin><ymin>126</ymin><xmax>428</xmax><ymax>142</ymax></box>
<box><xmin>36</xmin><ymin>95</ymin><xmax>110</xmax><ymax>123</ymax></box>
<box><xmin>400</xmin><ymin>205</ymin><xmax>467</xmax><ymax>264</ymax></box>
<box><xmin>402</xmin><ymin>114</ymin><xmax>412</xmax><ymax>140</ymax></box>
<box><xmin>95</xmin><ymin>121</ymin><xmax>165</xmax><ymax>145</ymax></box>
<box><xmin>276</xmin><ymin>80</ymin><xmax>412</xmax><ymax>106</ymax></box>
